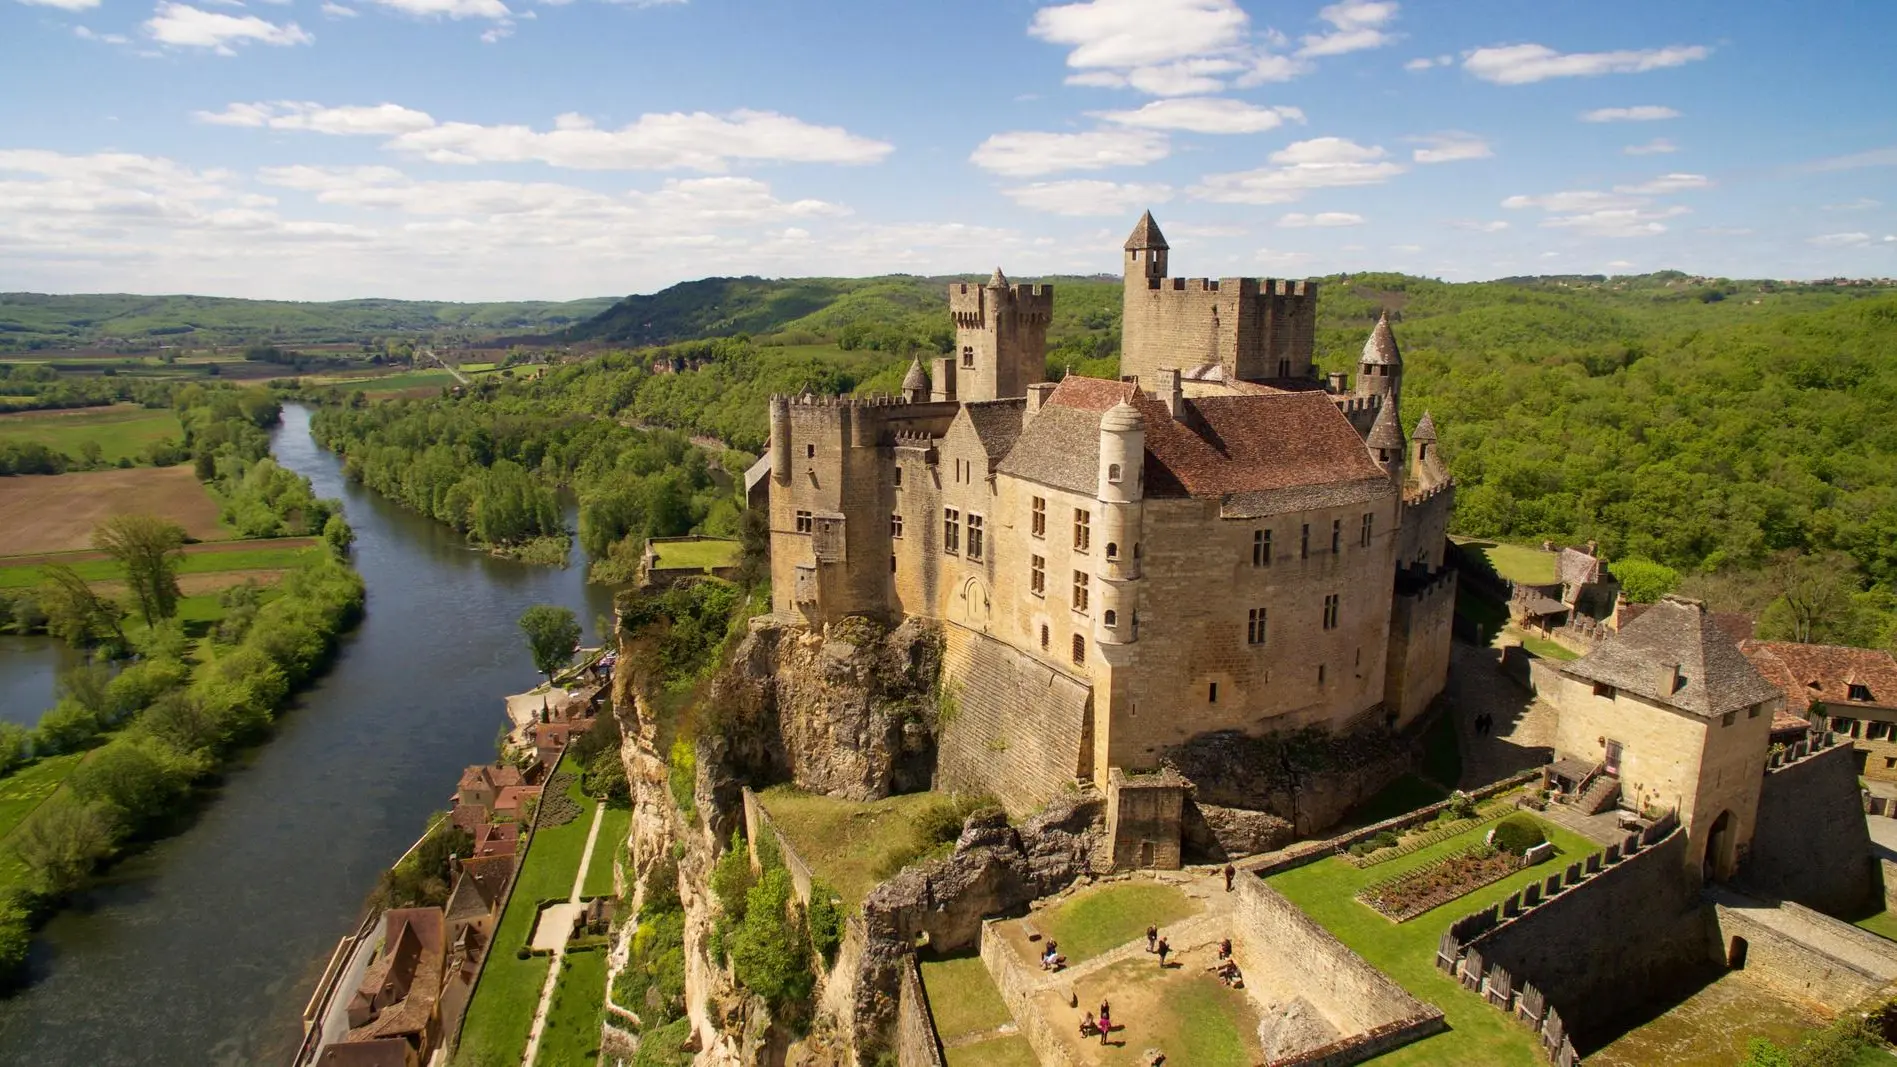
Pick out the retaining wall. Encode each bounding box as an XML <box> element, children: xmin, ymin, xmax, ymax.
<box><xmin>1248</xmin><ymin>769</ymin><xmax>1541</xmax><ymax>881</ymax></box>
<box><xmin>1709</xmin><ymin>892</ymin><xmax>1897</xmax><ymax>1012</ymax></box>
<box><xmin>1744</xmin><ymin>742</ymin><xmax>1876</xmax><ymax>917</ymax></box>
<box><xmin>740</xmin><ymin>786</ymin><xmax>816</xmax><ymax>905</ymax></box>
<box><xmin>979</xmin><ymin>920</ymin><xmax>1081</xmax><ymax>1067</ymax></box>
<box><xmin>895</xmin><ymin>953</ymin><xmax>947</xmax><ymax>1067</ymax></box>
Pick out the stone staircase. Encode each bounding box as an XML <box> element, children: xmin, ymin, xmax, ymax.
<box><xmin>1578</xmin><ymin>774</ymin><xmax>1621</xmax><ymax>815</ymax></box>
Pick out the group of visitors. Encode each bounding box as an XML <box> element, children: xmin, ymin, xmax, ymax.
<box><xmin>1040</xmin><ymin>939</ymin><xmax>1066</xmax><ymax>972</ymax></box>
<box><xmin>1474</xmin><ymin>711</ymin><xmax>1497</xmax><ymax>735</ymax></box>
<box><xmin>1079</xmin><ymin>999</ymin><xmax>1113</xmax><ymax>1044</ymax></box>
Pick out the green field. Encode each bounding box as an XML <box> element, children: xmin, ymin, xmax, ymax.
<box><xmin>0</xmin><ymin>753</ymin><xmax>92</xmax><ymax>890</ymax></box>
<box><xmin>1033</xmin><ymin>881</ymin><xmax>1197</xmax><ymax>965</ymax></box>
<box><xmin>1267</xmin><ymin>816</ymin><xmax>1595</xmax><ymax>1067</ymax></box>
<box><xmin>919</xmin><ymin>953</ymin><xmax>1012</xmax><ymax>1043</ymax></box>
<box><xmin>455</xmin><ymin>755</ymin><xmax>595</xmax><ymax>1065</ymax></box>
<box><xmin>1460</xmin><ymin>540</ymin><xmax>1559</xmax><ymax>586</ymax></box>
<box><xmin>756</xmin><ymin>786</ymin><xmax>956</xmax><ymax>909</ymax></box>
<box><xmin>304</xmin><ymin>369</ymin><xmax>458</xmax><ymax>395</ymax></box>
<box><xmin>0</xmin><ymin>543</ymin><xmax>316</xmax><ymax>586</ymax></box>
<box><xmin>0</xmin><ymin>405</ymin><xmax>182</xmax><ymax>463</ymax></box>
<box><xmin>650</xmin><ymin>538</ymin><xmax>741</xmax><ymax>571</ymax></box>
<box><xmin>1511</xmin><ymin>628</ymin><xmax>1581</xmax><ymax>661</ymax></box>
<box><xmin>535</xmin><ymin>948</ymin><xmax>608</xmax><ymax>1067</ymax></box>
<box><xmin>945</xmin><ymin>1035</ymin><xmax>1038</xmax><ymax>1067</ymax></box>
<box><xmin>581</xmin><ymin>802</ymin><xmax>629</xmax><ymax>899</ymax></box>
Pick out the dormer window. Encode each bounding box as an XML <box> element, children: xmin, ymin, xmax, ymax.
<box><xmin>1106</xmin><ymin>542</ymin><xmax>1119</xmax><ymax>561</ymax></box>
<box><xmin>1851</xmin><ymin>684</ymin><xmax>1874</xmax><ymax>702</ymax></box>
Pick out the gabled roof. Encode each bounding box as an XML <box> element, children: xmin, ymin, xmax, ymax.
<box><xmin>318</xmin><ymin>1040</ymin><xmax>412</xmax><ymax>1067</ymax></box>
<box><xmin>1361</xmin><ymin>311</ymin><xmax>1402</xmax><ymax>366</ymax></box>
<box><xmin>1557</xmin><ymin>547</ymin><xmax>1605</xmax><ymax>587</ymax></box>
<box><xmin>1740</xmin><ymin>641</ymin><xmax>1897</xmax><ymax>714</ymax></box>
<box><xmin>959</xmin><ymin>398</ymin><xmax>1028</xmax><ymax>466</ymax></box>
<box><xmin>460</xmin><ymin>855</ymin><xmax>513</xmax><ymax>908</ymax></box>
<box><xmin>1124</xmin><ymin>210</ymin><xmax>1169</xmax><ymax>250</ymax></box>
<box><xmin>1562</xmin><ymin>595</ymin><xmax>1782</xmax><ymax>717</ymax></box>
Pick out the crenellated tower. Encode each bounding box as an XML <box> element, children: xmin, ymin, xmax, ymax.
<box><xmin>947</xmin><ymin>268</ymin><xmax>1052</xmax><ymax>403</ymax></box>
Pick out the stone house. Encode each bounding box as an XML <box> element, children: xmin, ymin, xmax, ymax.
<box><xmin>469</xmin><ymin>821</ymin><xmax>518</xmax><ymax>859</ymax></box>
<box><xmin>760</xmin><ymin>213</ymin><xmax>1457</xmax><ymax>859</ymax></box>
<box><xmin>1742</xmin><ymin>640</ymin><xmax>1897</xmax><ymax>780</ymax></box>
<box><xmin>492</xmin><ymin>784</ymin><xmax>540</xmax><ymax>824</ymax></box>
<box><xmin>1543</xmin><ymin>595</ymin><xmax>1784</xmax><ymax>881</ymax></box>
<box><xmin>322</xmin><ymin>907</ymin><xmax>446</xmax><ymax>1067</ymax></box>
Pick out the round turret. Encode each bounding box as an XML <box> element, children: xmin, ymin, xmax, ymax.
<box><xmin>1356</xmin><ymin>310</ymin><xmax>1403</xmax><ymax>399</ymax></box>
<box><xmin>1097</xmin><ymin>400</ymin><xmax>1145</xmax><ymax>505</ymax></box>
<box><xmin>901</xmin><ymin>357</ymin><xmax>928</xmax><ymax>403</ymax></box>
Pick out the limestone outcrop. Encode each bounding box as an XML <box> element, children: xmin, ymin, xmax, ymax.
<box><xmin>1163</xmin><ymin>724</ymin><xmax>1415</xmax><ymax>835</ymax></box>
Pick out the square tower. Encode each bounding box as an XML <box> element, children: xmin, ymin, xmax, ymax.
<box><xmin>948</xmin><ymin>269</ymin><xmax>1051</xmax><ymax>402</ymax></box>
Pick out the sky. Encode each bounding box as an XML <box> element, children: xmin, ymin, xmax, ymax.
<box><xmin>1</xmin><ymin>0</ymin><xmax>1895</xmax><ymax>301</ymax></box>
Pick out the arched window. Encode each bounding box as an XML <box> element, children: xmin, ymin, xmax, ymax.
<box><xmin>1133</xmin><ymin>543</ymin><xmax>1141</xmax><ymax>559</ymax></box>
<box><xmin>961</xmin><ymin>345</ymin><xmax>975</xmax><ymax>368</ymax></box>
<box><xmin>1106</xmin><ymin>542</ymin><xmax>1119</xmax><ymax>561</ymax></box>
<box><xmin>1104</xmin><ymin>609</ymin><xmax>1118</xmax><ymax>627</ymax></box>
<box><xmin>1071</xmin><ymin>634</ymin><xmax>1086</xmax><ymax>665</ymax></box>
<box><xmin>1107</xmin><ymin>463</ymin><xmax>1122</xmax><ymax>483</ymax></box>
<box><xmin>1040</xmin><ymin>624</ymin><xmax>1049</xmax><ymax>650</ymax></box>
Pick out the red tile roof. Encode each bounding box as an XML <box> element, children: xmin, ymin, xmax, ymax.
<box><xmin>1740</xmin><ymin>641</ymin><xmax>1897</xmax><ymax>715</ymax></box>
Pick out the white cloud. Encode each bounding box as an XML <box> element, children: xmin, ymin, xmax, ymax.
<box><xmin>1191</xmin><ymin>137</ymin><xmax>1404</xmax><ymax>204</ymax></box>
<box><xmin>1824</xmin><ymin>198</ymin><xmax>1881</xmax><ymax>211</ymax></box>
<box><xmin>1614</xmin><ymin>172</ymin><xmax>1710</xmax><ymax>194</ymax></box>
<box><xmin>143</xmin><ymin>3</ymin><xmax>312</xmax><ymax>51</ymax></box>
<box><xmin>1503</xmin><ymin>190</ymin><xmax>1644</xmax><ymax>212</ymax></box>
<box><xmin>1390</xmin><ymin>243</ymin><xmax>1422</xmax><ymax>253</ymax></box>
<box><xmin>1463</xmin><ymin>43</ymin><xmax>1709</xmax><ymax>85</ymax></box>
<box><xmin>479</xmin><ymin>21</ymin><xmax>513</xmax><ymax>42</ymax></box>
<box><xmin>1580</xmin><ymin>105</ymin><xmax>1680</xmax><ymax>122</ymax></box>
<box><xmin>1697</xmin><ymin>226</ymin><xmax>1753</xmax><ymax>236</ymax></box>
<box><xmin>1403</xmin><ymin>54</ymin><xmax>1449</xmax><ymax>71</ymax></box>
<box><xmin>1029</xmin><ymin>0</ymin><xmax>1307</xmax><ymax>95</ymax></box>
<box><xmin>358</xmin><ymin>0</ymin><xmax>510</xmax><ymax>18</ymax></box>
<box><xmin>969</xmin><ymin>129</ymin><xmax>1168</xmax><ymax>177</ymax></box>
<box><xmin>1542</xmin><ymin>206</ymin><xmax>1688</xmax><ymax>237</ymax></box>
<box><xmin>73</xmin><ymin>25</ymin><xmax>130</xmax><ymax>42</ymax></box>
<box><xmin>320</xmin><ymin>2</ymin><xmax>359</xmax><ymax>13</ymax></box>
<box><xmin>1624</xmin><ymin>138</ymin><xmax>1677</xmax><ymax>155</ymax></box>
<box><xmin>1409</xmin><ymin>132</ymin><xmax>1491</xmax><ymax>164</ymax></box>
<box><xmin>1606</xmin><ymin>260</ymin><xmax>1634</xmax><ymax>269</ymax></box>
<box><xmin>1809</xmin><ymin>232</ymin><xmax>1872</xmax><ymax>248</ymax></box>
<box><xmin>1278</xmin><ymin>211</ymin><xmax>1363</xmax><ymax>227</ymax></box>
<box><xmin>1297</xmin><ymin>0</ymin><xmax>1398</xmax><ymax>58</ymax></box>
<box><xmin>19</xmin><ymin>0</ymin><xmax>100</xmax><ymax>10</ymax></box>
<box><xmin>1094</xmin><ymin>97</ymin><xmax>1303</xmax><ymax>134</ymax></box>
<box><xmin>202</xmin><ymin>103</ymin><xmax>894</xmax><ymax>171</ymax></box>
<box><xmin>1449</xmin><ymin>219</ymin><xmax>1509</xmax><ymax>232</ymax></box>
<box><xmin>1000</xmin><ymin>180</ymin><xmax>1173</xmax><ymax>216</ymax></box>
<box><xmin>1255</xmin><ymin>247</ymin><xmax>1314</xmax><ymax>269</ymax></box>
<box><xmin>1807</xmin><ymin>147</ymin><xmax>1897</xmax><ymax>172</ymax></box>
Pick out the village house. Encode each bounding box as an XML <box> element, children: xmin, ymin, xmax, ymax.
<box><xmin>1742</xmin><ymin>639</ymin><xmax>1897</xmax><ymax>780</ymax></box>
<box><xmin>319</xmin><ymin>907</ymin><xmax>447</xmax><ymax>1067</ymax></box>
<box><xmin>450</xmin><ymin>764</ymin><xmax>522</xmax><ymax>833</ymax></box>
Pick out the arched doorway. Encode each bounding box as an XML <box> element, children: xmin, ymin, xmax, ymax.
<box><xmin>1704</xmin><ymin>810</ymin><xmax>1734</xmax><ymax>882</ymax></box>
<box><xmin>1728</xmin><ymin>935</ymin><xmax>1749</xmax><ymax>969</ymax></box>
<box><xmin>958</xmin><ymin>576</ymin><xmax>991</xmax><ymax>631</ymax></box>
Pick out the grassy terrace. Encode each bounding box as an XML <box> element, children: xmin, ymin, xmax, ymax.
<box><xmin>1267</xmin><ymin>814</ymin><xmax>1595</xmax><ymax>1067</ymax></box>
<box><xmin>0</xmin><ymin>404</ymin><xmax>183</xmax><ymax>464</ymax></box>
<box><xmin>755</xmin><ymin>786</ymin><xmax>951</xmax><ymax>909</ymax></box>
<box><xmin>535</xmin><ymin>948</ymin><xmax>608</xmax><ymax>1067</ymax></box>
<box><xmin>1460</xmin><ymin>540</ymin><xmax>1559</xmax><ymax>586</ymax></box>
<box><xmin>0</xmin><ymin>541</ymin><xmax>318</xmax><ymax>586</ymax></box>
<box><xmin>1510</xmin><ymin>628</ymin><xmax>1581</xmax><ymax>662</ymax></box>
<box><xmin>919</xmin><ymin>953</ymin><xmax>1031</xmax><ymax>1067</ymax></box>
<box><xmin>651</xmin><ymin>538</ymin><xmax>741</xmax><ymax>571</ymax></box>
<box><xmin>1033</xmin><ymin>881</ymin><xmax>1196</xmax><ymax>965</ymax></box>
<box><xmin>455</xmin><ymin>755</ymin><xmax>594</xmax><ymax>1066</ymax></box>
<box><xmin>580</xmin><ymin>803</ymin><xmax>629</xmax><ymax>899</ymax></box>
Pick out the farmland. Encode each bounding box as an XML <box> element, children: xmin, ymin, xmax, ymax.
<box><xmin>0</xmin><ymin>404</ymin><xmax>182</xmax><ymax>463</ymax></box>
<box><xmin>0</xmin><ymin>466</ymin><xmax>229</xmax><ymax>554</ymax></box>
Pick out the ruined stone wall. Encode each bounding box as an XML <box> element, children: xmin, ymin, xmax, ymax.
<box><xmin>894</xmin><ymin>954</ymin><xmax>947</xmax><ymax>1067</ymax></box>
<box><xmin>1466</xmin><ymin>830</ymin><xmax>1702</xmax><ymax>1043</ymax></box>
<box><xmin>1231</xmin><ymin>879</ymin><xmax>1445</xmax><ymax>1058</ymax></box>
<box><xmin>979</xmin><ymin>921</ymin><xmax>1083</xmax><ymax>1067</ymax></box>
<box><xmin>935</xmin><ymin>622</ymin><xmax>1091</xmax><ymax>817</ymax></box>
<box><xmin>1709</xmin><ymin>896</ymin><xmax>1897</xmax><ymax>1012</ymax></box>
<box><xmin>1385</xmin><ymin>568</ymin><xmax>1454</xmax><ymax>730</ymax></box>
<box><xmin>1162</xmin><ymin>724</ymin><xmax>1414</xmax><ymax>836</ymax></box>
<box><xmin>1745</xmin><ymin>741</ymin><xmax>1876</xmax><ymax>916</ymax></box>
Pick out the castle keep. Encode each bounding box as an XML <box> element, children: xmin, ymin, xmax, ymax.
<box><xmin>763</xmin><ymin>214</ymin><xmax>1457</xmax><ymax>833</ymax></box>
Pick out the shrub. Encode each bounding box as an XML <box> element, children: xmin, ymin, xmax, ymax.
<box><xmin>1370</xmin><ymin>830</ymin><xmax>1399</xmax><ymax>850</ymax></box>
<box><xmin>729</xmin><ymin>868</ymin><xmax>813</xmax><ymax>1018</ymax></box>
<box><xmin>667</xmin><ymin>737</ymin><xmax>696</xmax><ymax>817</ymax></box>
<box><xmin>1440</xmin><ymin>792</ymin><xmax>1478</xmax><ymax>822</ymax></box>
<box><xmin>807</xmin><ymin>879</ymin><xmax>843</xmax><ymax>964</ymax></box>
<box><xmin>1491</xmin><ymin>815</ymin><xmax>1546</xmax><ymax>856</ymax></box>
<box><xmin>710</xmin><ymin>831</ymin><xmax>756</xmax><ymax>920</ymax></box>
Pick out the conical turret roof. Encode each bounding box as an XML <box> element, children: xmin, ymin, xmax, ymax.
<box><xmin>987</xmin><ymin>266</ymin><xmax>1009</xmax><ymax>288</ymax></box>
<box><xmin>1123</xmin><ymin>210</ymin><xmax>1169</xmax><ymax>251</ymax></box>
<box><xmin>1368</xmin><ymin>398</ymin><xmax>1405</xmax><ymax>450</ymax></box>
<box><xmin>1412</xmin><ymin>410</ymin><xmax>1437</xmax><ymax>442</ymax></box>
<box><xmin>1361</xmin><ymin>310</ymin><xmax>1402</xmax><ymax>366</ymax></box>
<box><xmin>901</xmin><ymin>356</ymin><xmax>927</xmax><ymax>392</ymax></box>
<box><xmin>1100</xmin><ymin>399</ymin><xmax>1144</xmax><ymax>433</ymax></box>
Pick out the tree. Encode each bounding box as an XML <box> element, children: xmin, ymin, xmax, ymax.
<box><xmin>36</xmin><ymin>564</ymin><xmax>127</xmax><ymax>652</ymax></box>
<box><xmin>79</xmin><ymin>441</ymin><xmax>104</xmax><ymax>469</ymax></box>
<box><xmin>11</xmin><ymin>800</ymin><xmax>115</xmax><ymax>897</ymax></box>
<box><xmin>1761</xmin><ymin>550</ymin><xmax>1859</xmax><ymax>644</ymax></box>
<box><xmin>518</xmin><ymin>604</ymin><xmax>581</xmax><ymax>682</ymax></box>
<box><xmin>1613</xmin><ymin>558</ymin><xmax>1679</xmax><ymax>604</ymax></box>
<box><xmin>92</xmin><ymin>515</ymin><xmax>186</xmax><ymax>628</ymax></box>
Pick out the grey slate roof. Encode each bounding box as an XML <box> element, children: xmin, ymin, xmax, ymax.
<box><xmin>996</xmin><ymin>402</ymin><xmax>1102</xmax><ymax>494</ymax></box>
<box><xmin>1412</xmin><ymin>410</ymin><xmax>1437</xmax><ymax>442</ymax></box>
<box><xmin>1561</xmin><ymin>595</ymin><xmax>1783</xmax><ymax>717</ymax></box>
<box><xmin>901</xmin><ymin>357</ymin><xmax>927</xmax><ymax>392</ymax></box>
<box><xmin>1367</xmin><ymin>399</ymin><xmax>1405</xmax><ymax>449</ymax></box>
<box><xmin>1361</xmin><ymin>311</ymin><xmax>1402</xmax><ymax>366</ymax></box>
<box><xmin>961</xmin><ymin>399</ymin><xmax>1027</xmax><ymax>466</ymax></box>
<box><xmin>988</xmin><ymin>267</ymin><xmax>1009</xmax><ymax>288</ymax></box>
<box><xmin>1124</xmin><ymin>210</ymin><xmax>1169</xmax><ymax>250</ymax></box>
<box><xmin>1557</xmin><ymin>547</ymin><xmax>1605</xmax><ymax>587</ymax></box>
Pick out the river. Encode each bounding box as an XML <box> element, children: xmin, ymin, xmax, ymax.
<box><xmin>0</xmin><ymin>404</ymin><xmax>615</xmax><ymax>1066</ymax></box>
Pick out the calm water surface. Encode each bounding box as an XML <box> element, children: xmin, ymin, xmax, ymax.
<box><xmin>0</xmin><ymin>404</ymin><xmax>613</xmax><ymax>1066</ymax></box>
<box><xmin>0</xmin><ymin>636</ymin><xmax>79</xmax><ymax>729</ymax></box>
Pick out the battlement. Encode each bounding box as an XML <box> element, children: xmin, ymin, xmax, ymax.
<box><xmin>948</xmin><ymin>282</ymin><xmax>1054</xmax><ymax>320</ymax></box>
<box><xmin>1405</xmin><ymin>478</ymin><xmax>1453</xmax><ymax>506</ymax></box>
<box><xmin>892</xmin><ymin>429</ymin><xmax>937</xmax><ymax>447</ymax></box>
<box><xmin>774</xmin><ymin>392</ymin><xmax>916</xmax><ymax>409</ymax></box>
<box><xmin>1333</xmin><ymin>393</ymin><xmax>1384</xmax><ymax>415</ymax></box>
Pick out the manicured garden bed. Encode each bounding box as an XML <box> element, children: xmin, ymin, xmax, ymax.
<box><xmin>1343</xmin><ymin>797</ymin><xmax>1515</xmax><ymax>868</ymax></box>
<box><xmin>1358</xmin><ymin>843</ymin><xmax>1540</xmax><ymax>921</ymax></box>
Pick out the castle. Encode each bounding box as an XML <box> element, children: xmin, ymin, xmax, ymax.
<box><xmin>762</xmin><ymin>213</ymin><xmax>1457</xmax><ymax>829</ymax></box>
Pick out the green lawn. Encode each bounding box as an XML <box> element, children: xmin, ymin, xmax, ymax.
<box><xmin>0</xmin><ymin>542</ymin><xmax>316</xmax><ymax>584</ymax></box>
<box><xmin>756</xmin><ymin>786</ymin><xmax>956</xmax><ymax>909</ymax></box>
<box><xmin>1267</xmin><ymin>816</ymin><xmax>1597</xmax><ymax>1067</ymax></box>
<box><xmin>456</xmin><ymin>754</ymin><xmax>595</xmax><ymax>1065</ymax></box>
<box><xmin>581</xmin><ymin>802</ymin><xmax>629</xmax><ymax>899</ymax></box>
<box><xmin>945</xmin><ymin>1035</ymin><xmax>1038</xmax><ymax>1067</ymax></box>
<box><xmin>1463</xmin><ymin>541</ymin><xmax>1558</xmax><ymax>585</ymax></box>
<box><xmin>1855</xmin><ymin>909</ymin><xmax>1897</xmax><ymax>942</ymax></box>
<box><xmin>0</xmin><ymin>752</ymin><xmax>91</xmax><ymax>889</ymax></box>
<box><xmin>1511</xmin><ymin>628</ymin><xmax>1580</xmax><ymax>662</ymax></box>
<box><xmin>535</xmin><ymin>948</ymin><xmax>608</xmax><ymax>1067</ymax></box>
<box><xmin>919</xmin><ymin>953</ymin><xmax>1012</xmax><ymax>1042</ymax></box>
<box><xmin>0</xmin><ymin>405</ymin><xmax>182</xmax><ymax>464</ymax></box>
<box><xmin>1033</xmin><ymin>881</ymin><xmax>1197</xmax><ymax>965</ymax></box>
<box><xmin>651</xmin><ymin>538</ymin><xmax>741</xmax><ymax>571</ymax></box>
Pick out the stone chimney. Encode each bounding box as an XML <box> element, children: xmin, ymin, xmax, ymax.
<box><xmin>1156</xmin><ymin>366</ymin><xmax>1183</xmax><ymax>419</ymax></box>
<box><xmin>1024</xmin><ymin>381</ymin><xmax>1055</xmax><ymax>423</ymax></box>
<box><xmin>1327</xmin><ymin>370</ymin><xmax>1348</xmax><ymax>394</ymax></box>
<box><xmin>1657</xmin><ymin>661</ymin><xmax>1681</xmax><ymax>696</ymax></box>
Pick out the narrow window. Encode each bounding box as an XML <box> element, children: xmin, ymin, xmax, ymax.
<box><xmin>944</xmin><ymin>508</ymin><xmax>960</xmax><ymax>555</ymax></box>
<box><xmin>966</xmin><ymin>514</ymin><xmax>984</xmax><ymax>562</ymax></box>
<box><xmin>805</xmin><ymin>443</ymin><xmax>816</xmax><ymax>459</ymax></box>
<box><xmin>1106</xmin><ymin>542</ymin><xmax>1119</xmax><ymax>561</ymax></box>
<box><xmin>1278</xmin><ymin>359</ymin><xmax>1290</xmax><ymax>377</ymax></box>
<box><xmin>1104</xmin><ymin>609</ymin><xmax>1118</xmax><ymax>627</ymax></box>
<box><xmin>890</xmin><ymin>513</ymin><xmax>903</xmax><ymax>538</ymax></box>
<box><xmin>890</xmin><ymin>555</ymin><xmax>897</xmax><ymax>573</ymax></box>
<box><xmin>795</xmin><ymin>510</ymin><xmax>812</xmax><ymax>534</ymax></box>
<box><xmin>1247</xmin><ymin>608</ymin><xmax>1267</xmax><ymax>646</ymax></box>
<box><xmin>1031</xmin><ymin>496</ymin><xmax>1046</xmax><ymax>538</ymax></box>
<box><xmin>1041</xmin><ymin>624</ymin><xmax>1050</xmax><ymax>650</ymax></box>
<box><xmin>1072</xmin><ymin>634</ymin><xmax>1086</xmax><ymax>665</ymax></box>
<box><xmin>1360</xmin><ymin>513</ymin><xmax>1373</xmax><ymax>548</ymax></box>
<box><xmin>1030</xmin><ymin>555</ymin><xmax>1046</xmax><ymax>597</ymax></box>
<box><xmin>1331</xmin><ymin>519</ymin><xmax>1342</xmax><ymax>554</ymax></box>
<box><xmin>1748</xmin><ymin>705</ymin><xmax>1760</xmax><ymax>719</ymax></box>
<box><xmin>1593</xmin><ymin>682</ymin><xmax>1616</xmax><ymax>700</ymax></box>
<box><xmin>1300</xmin><ymin>523</ymin><xmax>1310</xmax><ymax>559</ymax></box>
<box><xmin>1073</xmin><ymin>509</ymin><xmax>1091</xmax><ymax>552</ymax></box>
<box><xmin>1322</xmin><ymin>594</ymin><xmax>1339</xmax><ymax>630</ymax></box>
<box><xmin>1208</xmin><ymin>682</ymin><xmax>1219</xmax><ymax>704</ymax></box>
<box><xmin>893</xmin><ymin>466</ymin><xmax>903</xmax><ymax>489</ymax></box>
<box><xmin>1108</xmin><ymin>463</ymin><xmax>1122</xmax><ymax>484</ymax></box>
<box><xmin>1722</xmin><ymin>712</ymin><xmax>1735</xmax><ymax>728</ymax></box>
<box><xmin>1253</xmin><ymin>529</ymin><xmax>1272</xmax><ymax>566</ymax></box>
<box><xmin>1072</xmin><ymin>571</ymin><xmax>1089</xmax><ymax>613</ymax></box>
<box><xmin>1317</xmin><ymin>664</ymin><xmax>1327</xmax><ymax>684</ymax></box>
<box><xmin>962</xmin><ymin>345</ymin><xmax>975</xmax><ymax>368</ymax></box>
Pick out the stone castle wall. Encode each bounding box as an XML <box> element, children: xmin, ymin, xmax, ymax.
<box><xmin>894</xmin><ymin>953</ymin><xmax>947</xmax><ymax>1067</ymax></box>
<box><xmin>1708</xmin><ymin>892</ymin><xmax>1897</xmax><ymax>1013</ymax></box>
<box><xmin>1396</xmin><ymin>482</ymin><xmax>1453</xmax><ymax>572</ymax></box>
<box><xmin>936</xmin><ymin>622</ymin><xmax>1092</xmax><ymax>816</ymax></box>
<box><xmin>1744</xmin><ymin>741</ymin><xmax>1876</xmax><ymax>916</ymax></box>
<box><xmin>1384</xmin><ymin>567</ymin><xmax>1455</xmax><ymax>730</ymax></box>
<box><xmin>1120</xmin><ymin>276</ymin><xmax>1315</xmax><ymax>386</ymax></box>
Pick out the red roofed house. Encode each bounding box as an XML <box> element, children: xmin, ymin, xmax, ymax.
<box><xmin>318</xmin><ymin>907</ymin><xmax>446</xmax><ymax>1067</ymax></box>
<box><xmin>1742</xmin><ymin>640</ymin><xmax>1897</xmax><ymax>780</ymax></box>
<box><xmin>759</xmin><ymin>213</ymin><xmax>1459</xmax><ymax>863</ymax></box>
<box><xmin>451</xmin><ymin>763</ymin><xmax>523</xmax><ymax>833</ymax></box>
